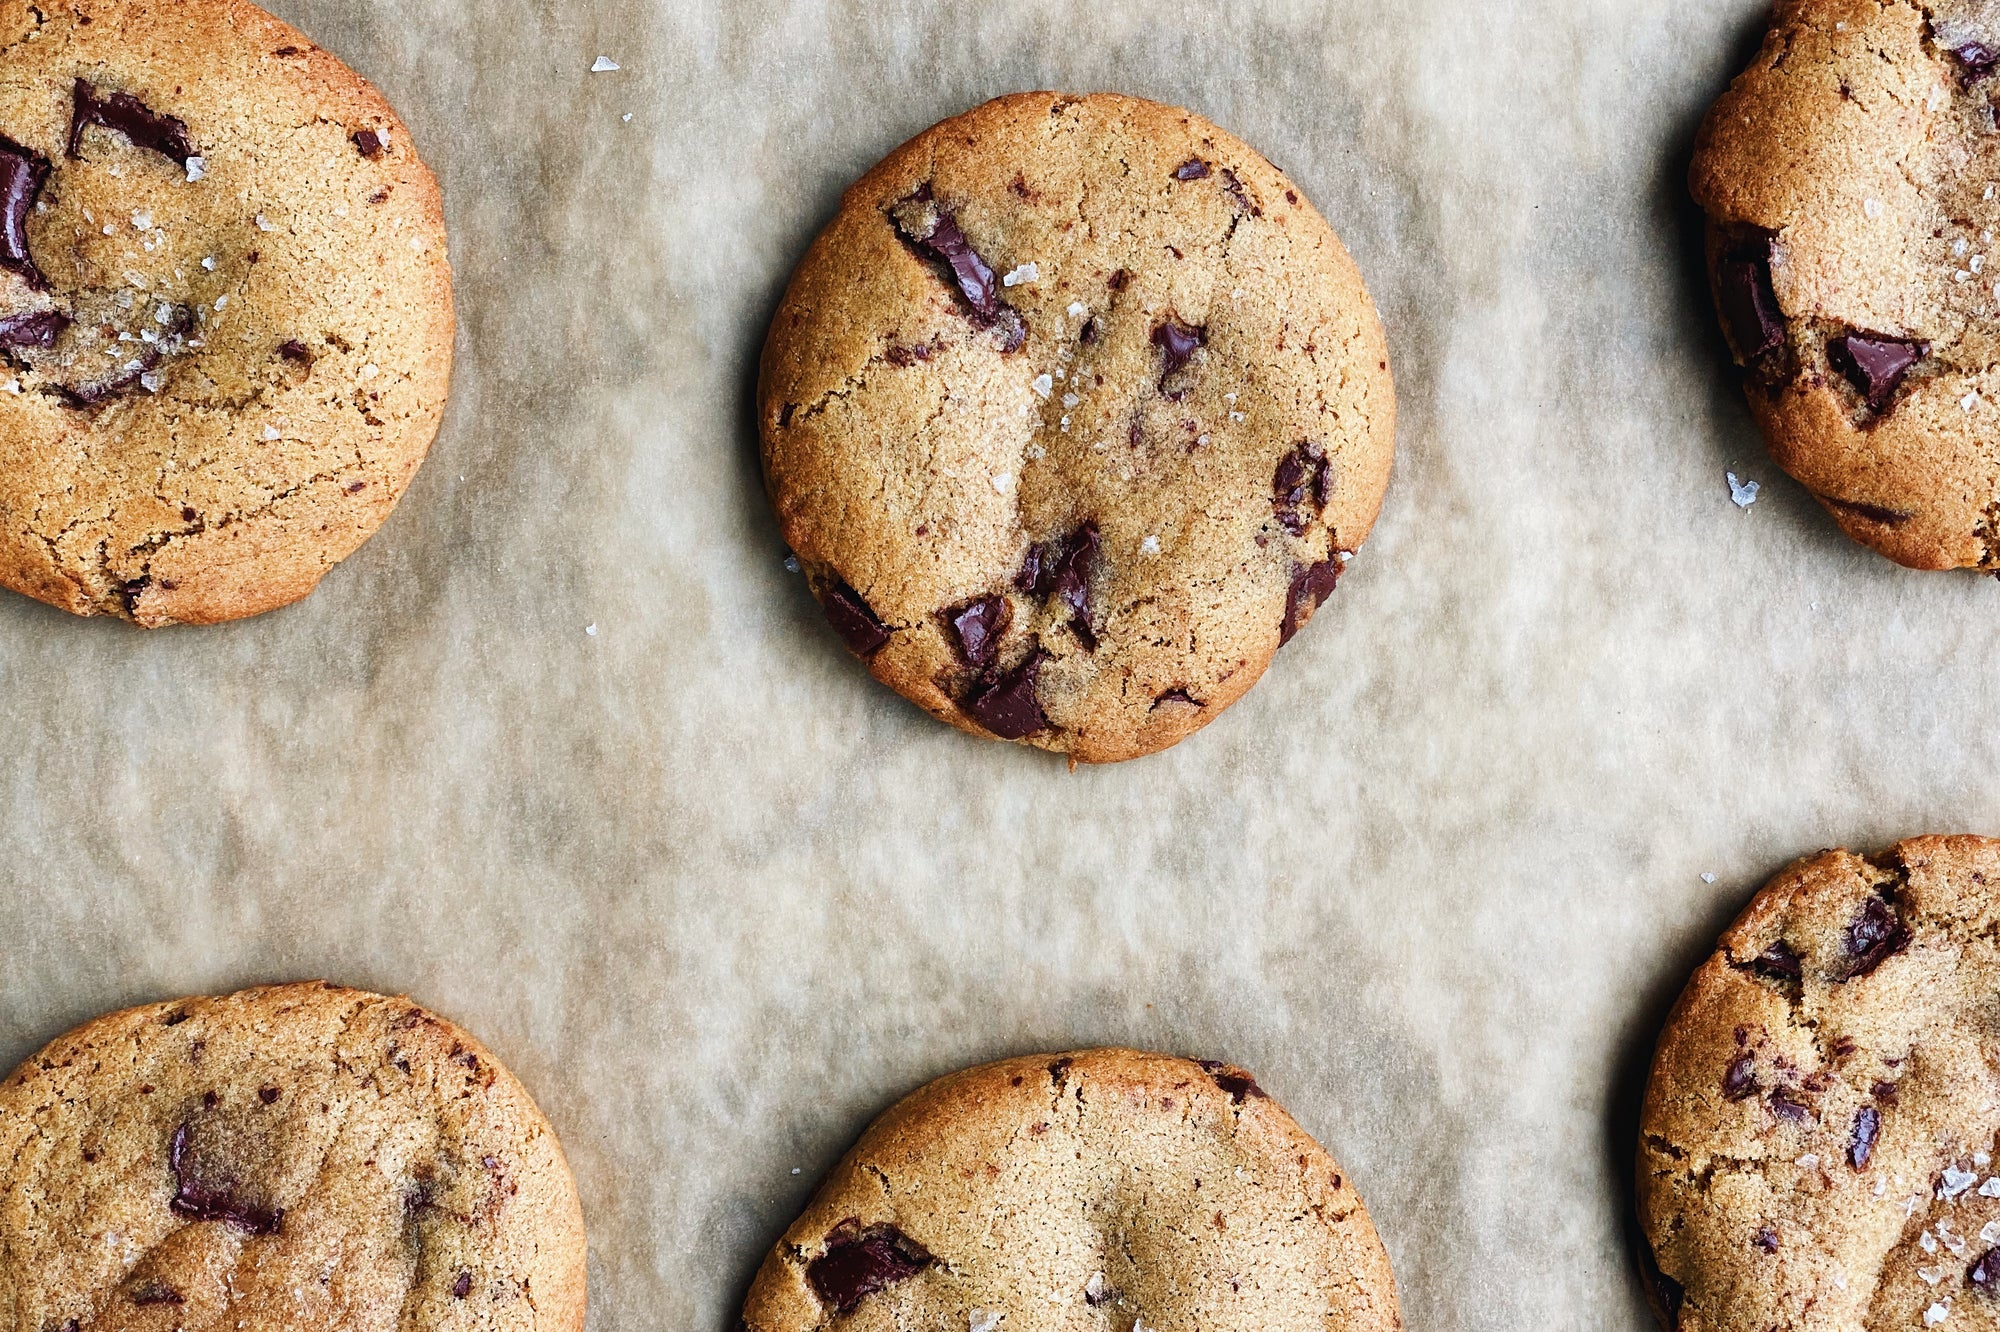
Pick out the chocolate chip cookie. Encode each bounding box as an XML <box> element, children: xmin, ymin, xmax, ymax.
<box><xmin>0</xmin><ymin>0</ymin><xmax>454</xmax><ymax>626</ymax></box>
<box><xmin>742</xmin><ymin>1049</ymin><xmax>1401</xmax><ymax>1332</ymax></box>
<box><xmin>1690</xmin><ymin>0</ymin><xmax>2000</xmax><ymax>569</ymax></box>
<box><xmin>1636</xmin><ymin>836</ymin><xmax>2000</xmax><ymax>1330</ymax></box>
<box><xmin>0</xmin><ymin>982</ymin><xmax>586</xmax><ymax>1331</ymax></box>
<box><xmin>760</xmin><ymin>93</ymin><xmax>1395</xmax><ymax>763</ymax></box>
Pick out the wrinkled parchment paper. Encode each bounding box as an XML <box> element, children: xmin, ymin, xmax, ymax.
<box><xmin>11</xmin><ymin>1</ymin><xmax>2000</xmax><ymax>1327</ymax></box>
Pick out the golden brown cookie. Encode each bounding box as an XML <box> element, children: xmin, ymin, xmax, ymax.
<box><xmin>1637</xmin><ymin>836</ymin><xmax>2000</xmax><ymax>1330</ymax></box>
<box><xmin>0</xmin><ymin>0</ymin><xmax>454</xmax><ymax>626</ymax></box>
<box><xmin>0</xmin><ymin>982</ymin><xmax>586</xmax><ymax>1331</ymax></box>
<box><xmin>759</xmin><ymin>92</ymin><xmax>1395</xmax><ymax>763</ymax></box>
<box><xmin>1691</xmin><ymin>0</ymin><xmax>2000</xmax><ymax>570</ymax></box>
<box><xmin>743</xmin><ymin>1049</ymin><xmax>1401</xmax><ymax>1332</ymax></box>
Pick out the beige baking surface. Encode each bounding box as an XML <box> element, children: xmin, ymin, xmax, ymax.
<box><xmin>5</xmin><ymin>0</ymin><xmax>1998</xmax><ymax>1327</ymax></box>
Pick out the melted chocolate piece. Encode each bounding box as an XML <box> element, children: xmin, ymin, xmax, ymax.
<box><xmin>1174</xmin><ymin>157</ymin><xmax>1211</xmax><ymax>181</ymax></box>
<box><xmin>0</xmin><ymin>136</ymin><xmax>50</xmax><ymax>286</ymax></box>
<box><xmin>1841</xmin><ymin>896</ymin><xmax>1908</xmax><ymax>980</ymax></box>
<box><xmin>1750</xmin><ymin>941</ymin><xmax>1802</xmax><ymax>982</ymax></box>
<box><xmin>1048</xmin><ymin>524</ymin><xmax>1099</xmax><ymax>650</ymax></box>
<box><xmin>1015</xmin><ymin>542</ymin><xmax>1049</xmax><ymax>597</ymax></box>
<box><xmin>1767</xmin><ymin>1090</ymin><xmax>1811</xmax><ymax>1123</ymax></box>
<box><xmin>966</xmin><ymin>651</ymin><xmax>1048</xmax><ymax>740</ymax></box>
<box><xmin>127</xmin><ymin>1282</ymin><xmax>184</xmax><ymax>1307</ymax></box>
<box><xmin>0</xmin><ymin>308</ymin><xmax>68</xmax><ymax>349</ymax></box>
<box><xmin>69</xmin><ymin>80</ymin><xmax>195</xmax><ymax>166</ymax></box>
<box><xmin>1196</xmin><ymin>1060</ymin><xmax>1265</xmax><ymax>1103</ymax></box>
<box><xmin>947</xmin><ymin>595</ymin><xmax>1010</xmax><ymax>669</ymax></box>
<box><xmin>823</xmin><ymin>583</ymin><xmax>891</xmax><ymax>658</ymax></box>
<box><xmin>1753</xmin><ymin>1228</ymin><xmax>1779</xmax><ymax>1254</ymax></box>
<box><xmin>805</xmin><ymin>1222</ymin><xmax>932</xmax><ymax>1316</ymax></box>
<box><xmin>1280</xmin><ymin>558</ymin><xmax>1341</xmax><ymax>646</ymax></box>
<box><xmin>168</xmin><ymin>1121</ymin><xmax>283</xmax><ymax>1234</ymax></box>
<box><xmin>1273</xmin><ymin>441</ymin><xmax>1330</xmax><ymax>535</ymax></box>
<box><xmin>1974</xmin><ymin>1248</ymin><xmax>2000</xmax><ymax>1291</ymax></box>
<box><xmin>1152</xmin><ymin>689</ymin><xmax>1201</xmax><ymax>710</ymax></box>
<box><xmin>1829</xmin><ymin>334</ymin><xmax>1922</xmax><ymax>413</ymax></box>
<box><xmin>1849</xmin><ymin>1105</ymin><xmax>1880</xmax><ymax>1169</ymax></box>
<box><xmin>890</xmin><ymin>188</ymin><xmax>1024</xmax><ymax>351</ymax></box>
<box><xmin>1152</xmin><ymin>320</ymin><xmax>1204</xmax><ymax>381</ymax></box>
<box><xmin>353</xmin><ymin>129</ymin><xmax>386</xmax><ymax>160</ymax></box>
<box><xmin>1717</xmin><ymin>242</ymin><xmax>1785</xmax><ymax>361</ymax></box>
<box><xmin>1955</xmin><ymin>42</ymin><xmax>2000</xmax><ymax>82</ymax></box>
<box><xmin>277</xmin><ymin>340</ymin><xmax>315</xmax><ymax>367</ymax></box>
<box><xmin>1722</xmin><ymin>1051</ymin><xmax>1759</xmax><ymax>1101</ymax></box>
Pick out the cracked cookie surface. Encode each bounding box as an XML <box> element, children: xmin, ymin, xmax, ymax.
<box><xmin>741</xmin><ymin>1048</ymin><xmax>1401</xmax><ymax>1332</ymax></box>
<box><xmin>1691</xmin><ymin>0</ymin><xmax>2000</xmax><ymax>569</ymax></box>
<box><xmin>0</xmin><ymin>982</ymin><xmax>586</xmax><ymax>1332</ymax></box>
<box><xmin>759</xmin><ymin>92</ymin><xmax>1395</xmax><ymax>763</ymax></box>
<box><xmin>0</xmin><ymin>0</ymin><xmax>453</xmax><ymax>626</ymax></box>
<box><xmin>1637</xmin><ymin>836</ymin><xmax>2000</xmax><ymax>1331</ymax></box>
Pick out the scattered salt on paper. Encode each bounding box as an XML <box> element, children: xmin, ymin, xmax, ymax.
<box><xmin>591</xmin><ymin>56</ymin><xmax>621</xmax><ymax>73</ymax></box>
<box><xmin>1727</xmin><ymin>472</ymin><xmax>1760</xmax><ymax>508</ymax></box>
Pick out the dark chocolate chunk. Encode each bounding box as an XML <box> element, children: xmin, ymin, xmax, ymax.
<box><xmin>69</xmin><ymin>80</ymin><xmax>196</xmax><ymax>166</ymax></box>
<box><xmin>1197</xmin><ymin>1060</ymin><xmax>1266</xmax><ymax>1103</ymax></box>
<box><xmin>1273</xmin><ymin>441</ymin><xmax>1330</xmax><ymax>535</ymax></box>
<box><xmin>1753</xmin><ymin>1228</ymin><xmax>1779</xmax><ymax>1254</ymax></box>
<box><xmin>168</xmin><ymin>1121</ymin><xmax>283</xmax><ymax>1234</ymax></box>
<box><xmin>1152</xmin><ymin>689</ymin><xmax>1202</xmax><ymax>710</ymax></box>
<box><xmin>127</xmin><ymin>1282</ymin><xmax>184</xmax><ymax>1307</ymax></box>
<box><xmin>1873</xmin><ymin>1080</ymin><xmax>1900</xmax><ymax>1106</ymax></box>
<box><xmin>1767</xmin><ymin>1089</ymin><xmax>1811</xmax><ymax>1124</ymax></box>
<box><xmin>1716</xmin><ymin>243</ymin><xmax>1785</xmax><ymax>361</ymax></box>
<box><xmin>1829</xmin><ymin>333</ymin><xmax>1922</xmax><ymax>413</ymax></box>
<box><xmin>805</xmin><ymin>1221</ymin><xmax>932</xmax><ymax>1316</ymax></box>
<box><xmin>1048</xmin><ymin>524</ymin><xmax>1099</xmax><ymax>649</ymax></box>
<box><xmin>1849</xmin><ymin>1105</ymin><xmax>1880</xmax><ymax>1170</ymax></box>
<box><xmin>277</xmin><ymin>340</ymin><xmax>315</xmax><ymax>366</ymax></box>
<box><xmin>1841</xmin><ymin>896</ymin><xmax>1908</xmax><ymax>980</ymax></box>
<box><xmin>0</xmin><ymin>135</ymin><xmax>50</xmax><ymax>286</ymax></box>
<box><xmin>1750</xmin><ymin>941</ymin><xmax>1803</xmax><ymax>982</ymax></box>
<box><xmin>1974</xmin><ymin>1248</ymin><xmax>2000</xmax><ymax>1291</ymax></box>
<box><xmin>353</xmin><ymin>129</ymin><xmax>386</xmax><ymax>160</ymax></box>
<box><xmin>947</xmin><ymin>595</ymin><xmax>1010</xmax><ymax>670</ymax></box>
<box><xmin>1955</xmin><ymin>42</ymin><xmax>2000</xmax><ymax>82</ymax></box>
<box><xmin>890</xmin><ymin>188</ymin><xmax>1023</xmax><ymax>350</ymax></box>
<box><xmin>966</xmin><ymin>651</ymin><xmax>1048</xmax><ymax>740</ymax></box>
<box><xmin>1722</xmin><ymin>1051</ymin><xmax>1759</xmax><ymax>1101</ymax></box>
<box><xmin>0</xmin><ymin>308</ymin><xmax>67</xmax><ymax>348</ymax></box>
<box><xmin>1015</xmin><ymin>541</ymin><xmax>1049</xmax><ymax>597</ymax></box>
<box><xmin>823</xmin><ymin>583</ymin><xmax>891</xmax><ymax>658</ymax></box>
<box><xmin>452</xmin><ymin>1272</ymin><xmax>474</xmax><ymax>1299</ymax></box>
<box><xmin>1174</xmin><ymin>157</ymin><xmax>1211</xmax><ymax>181</ymax></box>
<box><xmin>1152</xmin><ymin>320</ymin><xmax>1204</xmax><ymax>381</ymax></box>
<box><xmin>1279</xmin><ymin>557</ymin><xmax>1341</xmax><ymax>646</ymax></box>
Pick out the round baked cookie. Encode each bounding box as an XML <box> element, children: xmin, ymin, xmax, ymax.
<box><xmin>759</xmin><ymin>93</ymin><xmax>1395</xmax><ymax>763</ymax></box>
<box><xmin>1636</xmin><ymin>836</ymin><xmax>2000</xmax><ymax>1331</ymax></box>
<box><xmin>742</xmin><ymin>1048</ymin><xmax>1401</xmax><ymax>1332</ymax></box>
<box><xmin>1688</xmin><ymin>0</ymin><xmax>2000</xmax><ymax>570</ymax></box>
<box><xmin>0</xmin><ymin>982</ymin><xmax>586</xmax><ymax>1331</ymax></box>
<box><xmin>0</xmin><ymin>0</ymin><xmax>453</xmax><ymax>626</ymax></box>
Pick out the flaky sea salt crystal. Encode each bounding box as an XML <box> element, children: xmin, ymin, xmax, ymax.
<box><xmin>1062</xmin><ymin>393</ymin><xmax>1080</xmax><ymax>409</ymax></box>
<box><xmin>991</xmin><ymin>472</ymin><xmax>1015</xmax><ymax>495</ymax></box>
<box><xmin>1926</xmin><ymin>1302</ymin><xmax>1950</xmax><ymax>1326</ymax></box>
<box><xmin>1982</xmin><ymin>1220</ymin><xmax>2000</xmax><ymax>1244</ymax></box>
<box><xmin>1141</xmin><ymin>535</ymin><xmax>1160</xmax><ymax>556</ymax></box>
<box><xmin>1</xmin><ymin>379</ymin><xmax>20</xmax><ymax>394</ymax></box>
<box><xmin>969</xmin><ymin>1312</ymin><xmax>1001</xmax><ymax>1332</ymax></box>
<box><xmin>1702</xmin><ymin>873</ymin><xmax>1717</xmax><ymax>884</ymax></box>
<box><xmin>255</xmin><ymin>213</ymin><xmax>273</xmax><ymax>232</ymax></box>
<box><xmin>1032</xmin><ymin>374</ymin><xmax>1053</xmax><ymax>399</ymax></box>
<box><xmin>591</xmin><ymin>56</ymin><xmax>620</xmax><ymax>72</ymax></box>
<box><xmin>131</xmin><ymin>210</ymin><xmax>152</xmax><ymax>230</ymax></box>
<box><xmin>184</xmin><ymin>156</ymin><xmax>205</xmax><ymax>182</ymax></box>
<box><xmin>783</xmin><ymin>554</ymin><xmax>801</xmax><ymax>573</ymax></box>
<box><xmin>362</xmin><ymin>363</ymin><xmax>380</xmax><ymax>380</ymax></box>
<box><xmin>1727</xmin><ymin>472</ymin><xmax>1760</xmax><ymax>508</ymax></box>
<box><xmin>584</xmin><ymin>624</ymin><xmax>598</xmax><ymax>637</ymax></box>
<box><xmin>202</xmin><ymin>256</ymin><xmax>216</xmax><ymax>270</ymax></box>
<box><xmin>1943</xmin><ymin>1167</ymin><xmax>1981</xmax><ymax>1199</ymax></box>
<box><xmin>1799</xmin><ymin>1154</ymin><xmax>1820</xmax><ymax>1169</ymax></box>
<box><xmin>1979</xmin><ymin>1177</ymin><xmax>2000</xmax><ymax>1197</ymax></box>
<box><xmin>1001</xmin><ymin>262</ymin><xmax>1038</xmax><ymax>286</ymax></box>
<box><xmin>1067</xmin><ymin>302</ymin><xmax>1087</xmax><ymax>318</ymax></box>
<box><xmin>262</xmin><ymin>425</ymin><xmax>280</xmax><ymax>441</ymax></box>
<box><xmin>1865</xmin><ymin>198</ymin><xmax>1885</xmax><ymax>219</ymax></box>
<box><xmin>1924</xmin><ymin>1231</ymin><xmax>1941</xmax><ymax>1253</ymax></box>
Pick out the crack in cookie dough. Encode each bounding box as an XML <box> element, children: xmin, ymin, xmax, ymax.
<box><xmin>1638</xmin><ymin>836</ymin><xmax>2000</xmax><ymax>1331</ymax></box>
<box><xmin>760</xmin><ymin>92</ymin><xmax>1394</xmax><ymax>762</ymax></box>
<box><xmin>741</xmin><ymin>1049</ymin><xmax>1400</xmax><ymax>1332</ymax></box>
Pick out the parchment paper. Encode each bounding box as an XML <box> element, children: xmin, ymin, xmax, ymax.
<box><xmin>8</xmin><ymin>1</ymin><xmax>1998</xmax><ymax>1327</ymax></box>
